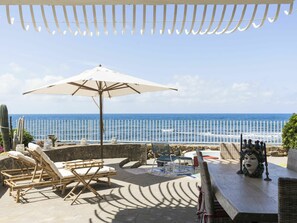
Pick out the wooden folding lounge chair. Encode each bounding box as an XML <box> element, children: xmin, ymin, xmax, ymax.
<box><xmin>0</xmin><ymin>151</ymin><xmax>47</xmax><ymax>184</ymax></box>
<box><xmin>1</xmin><ymin>150</ymin><xmax>65</xmax><ymax>183</ymax></box>
<box><xmin>5</xmin><ymin>143</ymin><xmax>117</xmax><ymax>203</ymax></box>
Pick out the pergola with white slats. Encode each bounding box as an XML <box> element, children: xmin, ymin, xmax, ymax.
<box><xmin>0</xmin><ymin>0</ymin><xmax>294</xmax><ymax>36</ymax></box>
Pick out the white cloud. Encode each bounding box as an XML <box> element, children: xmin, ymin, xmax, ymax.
<box><xmin>0</xmin><ymin>73</ymin><xmax>22</xmax><ymax>95</ymax></box>
<box><xmin>1</xmin><ymin>72</ymin><xmax>297</xmax><ymax>114</ymax></box>
<box><xmin>152</xmin><ymin>75</ymin><xmax>286</xmax><ymax>112</ymax></box>
<box><xmin>232</xmin><ymin>83</ymin><xmax>250</xmax><ymax>91</ymax></box>
<box><xmin>9</xmin><ymin>62</ymin><xmax>24</xmax><ymax>73</ymax></box>
<box><xmin>24</xmin><ymin>75</ymin><xmax>64</xmax><ymax>90</ymax></box>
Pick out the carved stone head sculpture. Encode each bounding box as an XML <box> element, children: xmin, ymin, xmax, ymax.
<box><xmin>241</xmin><ymin>139</ymin><xmax>264</xmax><ymax>178</ymax></box>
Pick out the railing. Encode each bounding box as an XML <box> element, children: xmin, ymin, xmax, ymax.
<box><xmin>24</xmin><ymin>119</ymin><xmax>287</xmax><ymax>145</ymax></box>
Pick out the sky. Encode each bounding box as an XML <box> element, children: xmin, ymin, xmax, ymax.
<box><xmin>0</xmin><ymin>4</ymin><xmax>297</xmax><ymax>114</ymax></box>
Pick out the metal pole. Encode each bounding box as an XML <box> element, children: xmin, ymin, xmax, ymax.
<box><xmin>237</xmin><ymin>133</ymin><xmax>243</xmax><ymax>174</ymax></box>
<box><xmin>99</xmin><ymin>91</ymin><xmax>104</xmax><ymax>160</ymax></box>
<box><xmin>263</xmin><ymin>142</ymin><xmax>271</xmax><ymax>181</ymax></box>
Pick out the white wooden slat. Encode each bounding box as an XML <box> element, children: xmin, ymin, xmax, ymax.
<box><xmin>92</xmin><ymin>5</ymin><xmax>99</xmax><ymax>35</ymax></box>
<box><xmin>73</xmin><ymin>5</ymin><xmax>84</xmax><ymax>35</ymax></box>
<box><xmin>30</xmin><ymin>5</ymin><xmax>41</xmax><ymax>32</ymax></box>
<box><xmin>159</xmin><ymin>4</ymin><xmax>167</xmax><ymax>34</ymax></box>
<box><xmin>168</xmin><ymin>4</ymin><xmax>178</xmax><ymax>35</ymax></box>
<box><xmin>238</xmin><ymin>4</ymin><xmax>258</xmax><ymax>32</ymax></box>
<box><xmin>102</xmin><ymin>5</ymin><xmax>108</xmax><ymax>34</ymax></box>
<box><xmin>200</xmin><ymin>4</ymin><xmax>217</xmax><ymax>35</ymax></box>
<box><xmin>83</xmin><ymin>5</ymin><xmax>92</xmax><ymax>36</ymax></box>
<box><xmin>185</xmin><ymin>4</ymin><xmax>197</xmax><ymax>35</ymax></box>
<box><xmin>63</xmin><ymin>5</ymin><xmax>75</xmax><ymax>35</ymax></box>
<box><xmin>122</xmin><ymin>4</ymin><xmax>126</xmax><ymax>34</ymax></box>
<box><xmin>225</xmin><ymin>4</ymin><xmax>247</xmax><ymax>34</ymax></box>
<box><xmin>207</xmin><ymin>4</ymin><xmax>226</xmax><ymax>34</ymax></box>
<box><xmin>284</xmin><ymin>1</ymin><xmax>294</xmax><ymax>15</ymax></box>
<box><xmin>176</xmin><ymin>4</ymin><xmax>187</xmax><ymax>35</ymax></box>
<box><xmin>132</xmin><ymin>4</ymin><xmax>136</xmax><ymax>34</ymax></box>
<box><xmin>6</xmin><ymin>5</ymin><xmax>14</xmax><ymax>24</ymax></box>
<box><xmin>41</xmin><ymin>5</ymin><xmax>55</xmax><ymax>34</ymax></box>
<box><xmin>268</xmin><ymin>4</ymin><xmax>280</xmax><ymax>22</ymax></box>
<box><xmin>151</xmin><ymin>4</ymin><xmax>156</xmax><ymax>34</ymax></box>
<box><xmin>141</xmin><ymin>4</ymin><xmax>146</xmax><ymax>34</ymax></box>
<box><xmin>253</xmin><ymin>4</ymin><xmax>269</xmax><ymax>28</ymax></box>
<box><xmin>52</xmin><ymin>5</ymin><xmax>66</xmax><ymax>34</ymax></box>
<box><xmin>112</xmin><ymin>4</ymin><xmax>117</xmax><ymax>34</ymax></box>
<box><xmin>215</xmin><ymin>4</ymin><xmax>237</xmax><ymax>34</ymax></box>
<box><xmin>192</xmin><ymin>4</ymin><xmax>207</xmax><ymax>35</ymax></box>
<box><xmin>18</xmin><ymin>5</ymin><xmax>29</xmax><ymax>31</ymax></box>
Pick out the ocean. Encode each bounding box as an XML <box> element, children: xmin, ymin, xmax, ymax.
<box><xmin>9</xmin><ymin>113</ymin><xmax>292</xmax><ymax>144</ymax></box>
<box><xmin>10</xmin><ymin>113</ymin><xmax>292</xmax><ymax>122</ymax></box>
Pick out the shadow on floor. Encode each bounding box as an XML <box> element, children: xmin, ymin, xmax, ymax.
<box><xmin>0</xmin><ymin>184</ymin><xmax>8</xmax><ymax>199</ymax></box>
<box><xmin>89</xmin><ymin>179</ymin><xmax>199</xmax><ymax>223</ymax></box>
<box><xmin>91</xmin><ymin>205</ymin><xmax>199</xmax><ymax>223</ymax></box>
<box><xmin>112</xmin><ymin>163</ymin><xmax>196</xmax><ymax>187</ymax></box>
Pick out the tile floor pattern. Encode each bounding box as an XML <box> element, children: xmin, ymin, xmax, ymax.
<box><xmin>0</xmin><ymin>158</ymin><xmax>201</xmax><ymax>223</ymax></box>
<box><xmin>0</xmin><ymin>156</ymin><xmax>287</xmax><ymax>223</ymax></box>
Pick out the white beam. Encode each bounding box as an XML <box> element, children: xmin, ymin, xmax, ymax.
<box><xmin>0</xmin><ymin>0</ymin><xmax>294</xmax><ymax>6</ymax></box>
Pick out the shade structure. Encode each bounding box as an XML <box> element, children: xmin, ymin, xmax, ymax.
<box><xmin>0</xmin><ymin>0</ymin><xmax>294</xmax><ymax>36</ymax></box>
<box><xmin>23</xmin><ymin>65</ymin><xmax>177</xmax><ymax>159</ymax></box>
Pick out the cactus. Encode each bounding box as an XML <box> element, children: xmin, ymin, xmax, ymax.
<box><xmin>0</xmin><ymin>104</ymin><xmax>10</xmax><ymax>151</ymax></box>
<box><xmin>9</xmin><ymin>116</ymin><xmax>13</xmax><ymax>149</ymax></box>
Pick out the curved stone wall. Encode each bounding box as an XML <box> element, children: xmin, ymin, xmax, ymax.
<box><xmin>0</xmin><ymin>143</ymin><xmax>147</xmax><ymax>171</ymax></box>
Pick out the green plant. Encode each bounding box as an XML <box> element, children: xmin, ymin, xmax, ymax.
<box><xmin>23</xmin><ymin>130</ymin><xmax>34</xmax><ymax>147</ymax></box>
<box><xmin>9</xmin><ymin>116</ymin><xmax>13</xmax><ymax>148</ymax></box>
<box><xmin>0</xmin><ymin>129</ymin><xmax>33</xmax><ymax>148</ymax></box>
<box><xmin>48</xmin><ymin>135</ymin><xmax>57</xmax><ymax>147</ymax></box>
<box><xmin>282</xmin><ymin>113</ymin><xmax>297</xmax><ymax>151</ymax></box>
<box><xmin>0</xmin><ymin>104</ymin><xmax>10</xmax><ymax>151</ymax></box>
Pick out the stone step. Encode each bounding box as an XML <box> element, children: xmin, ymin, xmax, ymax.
<box><xmin>121</xmin><ymin>161</ymin><xmax>141</xmax><ymax>169</ymax></box>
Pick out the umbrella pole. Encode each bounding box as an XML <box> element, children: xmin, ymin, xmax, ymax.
<box><xmin>99</xmin><ymin>92</ymin><xmax>103</xmax><ymax>160</ymax></box>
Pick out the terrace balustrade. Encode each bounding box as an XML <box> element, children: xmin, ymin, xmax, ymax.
<box><xmin>20</xmin><ymin>119</ymin><xmax>286</xmax><ymax>145</ymax></box>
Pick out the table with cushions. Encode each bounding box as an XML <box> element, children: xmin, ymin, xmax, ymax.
<box><xmin>207</xmin><ymin>160</ymin><xmax>297</xmax><ymax>222</ymax></box>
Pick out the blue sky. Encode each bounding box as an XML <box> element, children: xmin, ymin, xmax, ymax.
<box><xmin>0</xmin><ymin>4</ymin><xmax>297</xmax><ymax>114</ymax></box>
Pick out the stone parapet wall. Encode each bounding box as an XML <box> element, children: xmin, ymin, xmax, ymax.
<box><xmin>146</xmin><ymin>143</ymin><xmax>286</xmax><ymax>159</ymax></box>
<box><xmin>45</xmin><ymin>144</ymin><xmax>147</xmax><ymax>164</ymax></box>
<box><xmin>0</xmin><ymin>143</ymin><xmax>147</xmax><ymax>172</ymax></box>
<box><xmin>0</xmin><ymin>143</ymin><xmax>286</xmax><ymax>172</ymax></box>
<box><xmin>219</xmin><ymin>143</ymin><xmax>287</xmax><ymax>158</ymax></box>
<box><xmin>146</xmin><ymin>144</ymin><xmax>220</xmax><ymax>159</ymax></box>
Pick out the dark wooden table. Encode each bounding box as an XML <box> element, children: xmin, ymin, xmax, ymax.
<box><xmin>208</xmin><ymin>160</ymin><xmax>297</xmax><ymax>222</ymax></box>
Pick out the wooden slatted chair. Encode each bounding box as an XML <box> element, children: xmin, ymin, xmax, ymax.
<box><xmin>278</xmin><ymin>177</ymin><xmax>297</xmax><ymax>223</ymax></box>
<box><xmin>5</xmin><ymin>143</ymin><xmax>117</xmax><ymax>203</ymax></box>
<box><xmin>1</xmin><ymin>150</ymin><xmax>71</xmax><ymax>183</ymax></box>
<box><xmin>1</xmin><ymin>151</ymin><xmax>35</xmax><ymax>178</ymax></box>
<box><xmin>196</xmin><ymin>149</ymin><xmax>233</xmax><ymax>223</ymax></box>
<box><xmin>1</xmin><ymin>151</ymin><xmax>48</xmax><ymax>184</ymax></box>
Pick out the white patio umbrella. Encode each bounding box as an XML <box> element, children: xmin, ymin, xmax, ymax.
<box><xmin>23</xmin><ymin>65</ymin><xmax>177</xmax><ymax>159</ymax></box>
